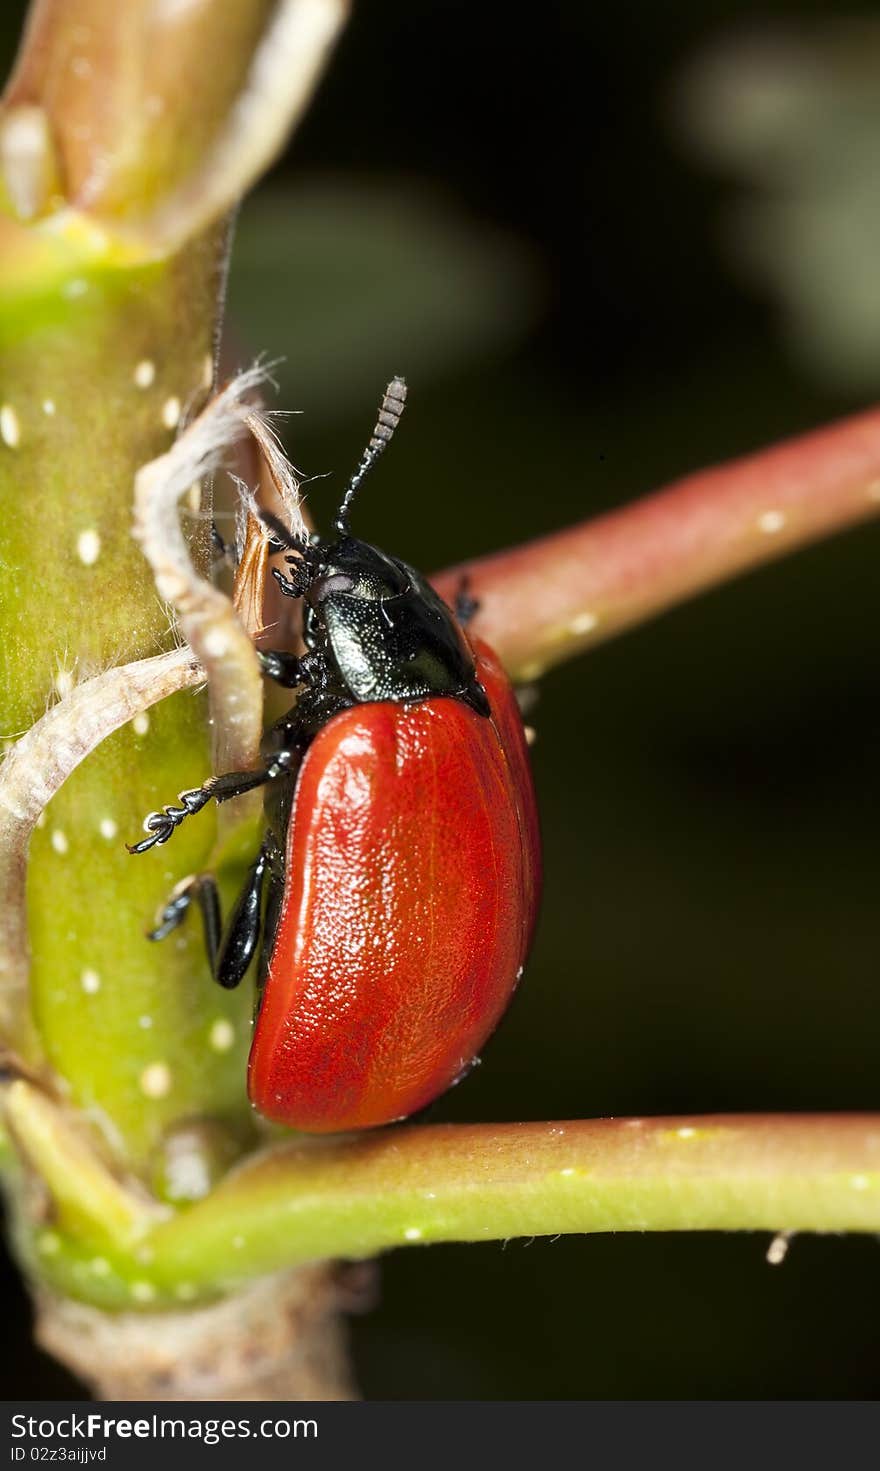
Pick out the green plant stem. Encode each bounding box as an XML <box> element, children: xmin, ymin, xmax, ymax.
<box><xmin>20</xmin><ymin>1113</ymin><xmax>880</xmax><ymax>1308</ymax></box>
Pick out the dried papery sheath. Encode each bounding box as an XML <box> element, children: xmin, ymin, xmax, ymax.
<box><xmin>133</xmin><ymin>367</ymin><xmax>300</xmax><ymax>777</ymax></box>
<box><xmin>232</xmin><ymin>409</ymin><xmax>309</xmax><ymax>644</ymax></box>
<box><xmin>0</xmin><ymin>648</ymin><xmax>202</xmax><ymax>1036</ymax></box>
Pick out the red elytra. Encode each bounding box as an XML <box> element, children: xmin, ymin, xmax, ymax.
<box><xmin>247</xmin><ymin>638</ymin><xmax>541</xmax><ymax>1133</ymax></box>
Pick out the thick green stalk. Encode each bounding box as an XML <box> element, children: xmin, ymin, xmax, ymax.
<box><xmin>9</xmin><ymin>1112</ymin><xmax>880</xmax><ymax>1310</ymax></box>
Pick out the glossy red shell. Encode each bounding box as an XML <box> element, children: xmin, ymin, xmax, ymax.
<box><xmin>247</xmin><ymin>639</ymin><xmax>541</xmax><ymax>1132</ymax></box>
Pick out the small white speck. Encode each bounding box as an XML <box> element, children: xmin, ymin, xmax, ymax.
<box><xmin>203</xmin><ymin>628</ymin><xmax>229</xmax><ymax>659</ymax></box>
<box><xmin>63</xmin><ymin>278</ymin><xmax>88</xmax><ymax>299</ymax></box>
<box><xmin>132</xmin><ymin>711</ymin><xmax>150</xmax><ymax>737</ymax></box>
<box><xmin>569</xmin><ymin>610</ymin><xmax>599</xmax><ymax>636</ymax></box>
<box><xmin>51</xmin><ymin>829</ymin><xmax>68</xmax><ymax>855</ymax></box>
<box><xmin>90</xmin><ymin>1256</ymin><xmax>110</xmax><ymax>1276</ymax></box>
<box><xmin>850</xmin><ymin>1174</ymin><xmax>870</xmax><ymax>1191</ymax></box>
<box><xmin>176</xmin><ymin>1282</ymin><xmax>197</xmax><ymax>1301</ymax></box>
<box><xmin>76</xmin><ymin>529</ymin><xmax>101</xmax><ymax>565</ymax></box>
<box><xmin>81</xmin><ymin>968</ymin><xmax>101</xmax><ymax>994</ymax></box>
<box><xmin>140</xmin><ymin>1061</ymin><xmax>172</xmax><ymax>1099</ymax></box>
<box><xmin>232</xmin><ymin>1235</ymin><xmax>246</xmax><ymax>1249</ymax></box>
<box><xmin>209</xmin><ymin>1018</ymin><xmax>235</xmax><ymax>1052</ymax></box>
<box><xmin>138</xmin><ymin>1014</ymin><xmax>153</xmax><ymax>1029</ymax></box>
<box><xmin>42</xmin><ymin>399</ymin><xmax>55</xmax><ymax>416</ymax></box>
<box><xmin>403</xmin><ymin>1227</ymin><xmax>423</xmax><ymax>1241</ymax></box>
<box><xmin>161</xmin><ymin>395</ymin><xmax>181</xmax><ymax>430</ymax></box>
<box><xmin>524</xmin><ymin>725</ymin><xmax>537</xmax><ymax>746</ymax></box>
<box><xmin>560</xmin><ymin>1167</ymin><xmax>575</xmax><ymax>1177</ymax></box>
<box><xmin>766</xmin><ymin>1232</ymin><xmax>791</xmax><ymax>1266</ymax></box>
<box><xmin>99</xmin><ymin>817</ymin><xmax>117</xmax><ymax>840</ymax></box>
<box><xmin>131</xmin><ymin>1281</ymin><xmax>156</xmax><ymax>1303</ymax></box>
<box><xmin>70</xmin><ymin>55</ymin><xmax>92</xmax><ymax>78</ymax></box>
<box><xmin>54</xmin><ymin>668</ymin><xmax>75</xmax><ymax>699</ymax></box>
<box><xmin>133</xmin><ymin>359</ymin><xmax>155</xmax><ymax>389</ymax></box>
<box><xmin>1</xmin><ymin>404</ymin><xmax>21</xmax><ymax>448</ymax></box>
<box><xmin>677</xmin><ymin>1126</ymin><xmax>696</xmax><ymax>1139</ymax></box>
<box><xmin>38</xmin><ymin>1231</ymin><xmax>60</xmax><ymax>1255</ymax></box>
<box><xmin>757</xmin><ymin>509</ymin><xmax>786</xmax><ymax>535</ymax></box>
<box><xmin>201</xmin><ymin>354</ymin><xmax>214</xmax><ymax>389</ymax></box>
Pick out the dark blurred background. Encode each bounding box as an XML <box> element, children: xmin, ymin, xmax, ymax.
<box><xmin>5</xmin><ymin>0</ymin><xmax>880</xmax><ymax>1400</ymax></box>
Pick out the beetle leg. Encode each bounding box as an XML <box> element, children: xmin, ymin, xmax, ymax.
<box><xmin>214</xmin><ymin>842</ymin><xmax>270</xmax><ymax>990</ymax></box>
<box><xmin>258</xmin><ymin>649</ymin><xmax>310</xmax><ymax>688</ymax></box>
<box><xmin>271</xmin><ymin>564</ymin><xmax>311</xmax><ymax>599</ymax></box>
<box><xmin>211</xmin><ymin>523</ymin><xmax>238</xmax><ymax>570</ymax></box>
<box><xmin>127</xmin><ymin>757</ymin><xmax>292</xmax><ymax>854</ymax></box>
<box><xmin>147</xmin><ymin>873</ymin><xmax>220</xmax><ymax>949</ymax></box>
<box><xmin>455</xmin><ymin>574</ymin><xmax>480</xmax><ymax>627</ymax></box>
<box><xmin>147</xmin><ymin>844</ymin><xmax>269</xmax><ymax>990</ymax></box>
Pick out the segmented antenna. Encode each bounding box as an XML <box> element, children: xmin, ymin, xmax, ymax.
<box><xmin>335</xmin><ymin>376</ymin><xmax>407</xmax><ymax>534</ymax></box>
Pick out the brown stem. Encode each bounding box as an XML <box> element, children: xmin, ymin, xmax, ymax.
<box><xmin>433</xmin><ymin>403</ymin><xmax>880</xmax><ymax>679</ymax></box>
<box><xmin>35</xmin><ymin>1264</ymin><xmax>363</xmax><ymax>1401</ymax></box>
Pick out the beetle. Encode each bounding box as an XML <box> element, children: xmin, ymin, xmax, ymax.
<box><xmin>129</xmin><ymin>378</ymin><xmax>541</xmax><ymax>1133</ymax></box>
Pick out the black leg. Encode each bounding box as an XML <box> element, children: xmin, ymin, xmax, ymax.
<box><xmin>259</xmin><ymin>649</ymin><xmax>308</xmax><ymax>688</ymax></box>
<box><xmin>455</xmin><ymin>574</ymin><xmax>480</xmax><ymax>627</ymax></box>
<box><xmin>214</xmin><ymin>843</ymin><xmax>270</xmax><ymax>989</ymax></box>
<box><xmin>147</xmin><ymin>874</ymin><xmax>221</xmax><ymax>953</ymax></box>
<box><xmin>147</xmin><ymin>843</ymin><xmax>270</xmax><ymax>991</ymax></box>
<box><xmin>127</xmin><ymin>757</ymin><xmax>292</xmax><ymax>855</ymax></box>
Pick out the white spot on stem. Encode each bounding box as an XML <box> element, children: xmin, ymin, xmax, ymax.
<box><xmin>140</xmin><ymin>1061</ymin><xmax>172</xmax><ymax>1099</ymax></box>
<box><xmin>209</xmin><ymin>1018</ymin><xmax>235</xmax><ymax>1052</ymax></box>
<box><xmin>757</xmin><ymin>509</ymin><xmax>786</xmax><ymax>535</ymax></box>
<box><xmin>131</xmin><ymin>1281</ymin><xmax>156</xmax><ymax>1303</ymax></box>
<box><xmin>1</xmin><ymin>404</ymin><xmax>20</xmax><ymax>448</ymax></box>
<box><xmin>569</xmin><ymin>610</ymin><xmax>599</xmax><ymax>636</ymax></box>
<box><xmin>850</xmin><ymin>1174</ymin><xmax>870</xmax><ymax>1191</ymax></box>
<box><xmin>132</xmin><ymin>711</ymin><xmax>150</xmax><ymax>737</ymax></box>
<box><xmin>99</xmin><ymin>817</ymin><xmax>117</xmax><ymax>840</ymax></box>
<box><xmin>51</xmin><ymin>829</ymin><xmax>68</xmax><ymax>855</ymax></box>
<box><xmin>676</xmin><ymin>1126</ymin><xmax>696</xmax><ymax>1139</ymax></box>
<box><xmin>403</xmin><ymin>1227</ymin><xmax>423</xmax><ymax>1241</ymax></box>
<box><xmin>161</xmin><ymin>395</ymin><xmax>181</xmax><ymax>430</ymax></box>
<box><xmin>54</xmin><ymin>667</ymin><xmax>75</xmax><ymax>698</ymax></box>
<box><xmin>203</xmin><ymin>628</ymin><xmax>229</xmax><ymax>659</ymax></box>
<box><xmin>134</xmin><ymin>359</ymin><xmax>156</xmax><ymax>389</ymax></box>
<box><xmin>81</xmin><ymin>968</ymin><xmax>101</xmax><ymax>994</ymax></box>
<box><xmin>42</xmin><ymin>399</ymin><xmax>55</xmax><ymax>416</ymax></box>
<box><xmin>76</xmin><ymin>529</ymin><xmax>101</xmax><ymax>565</ymax></box>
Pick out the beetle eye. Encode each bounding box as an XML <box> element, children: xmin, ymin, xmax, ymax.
<box><xmin>310</xmin><ymin>572</ymin><xmax>357</xmax><ymax>603</ymax></box>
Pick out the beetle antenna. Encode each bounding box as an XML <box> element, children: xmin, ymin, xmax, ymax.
<box><xmin>335</xmin><ymin>376</ymin><xmax>407</xmax><ymax>536</ymax></box>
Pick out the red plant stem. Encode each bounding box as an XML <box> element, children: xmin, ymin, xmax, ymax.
<box><xmin>434</xmin><ymin>405</ymin><xmax>880</xmax><ymax>679</ymax></box>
